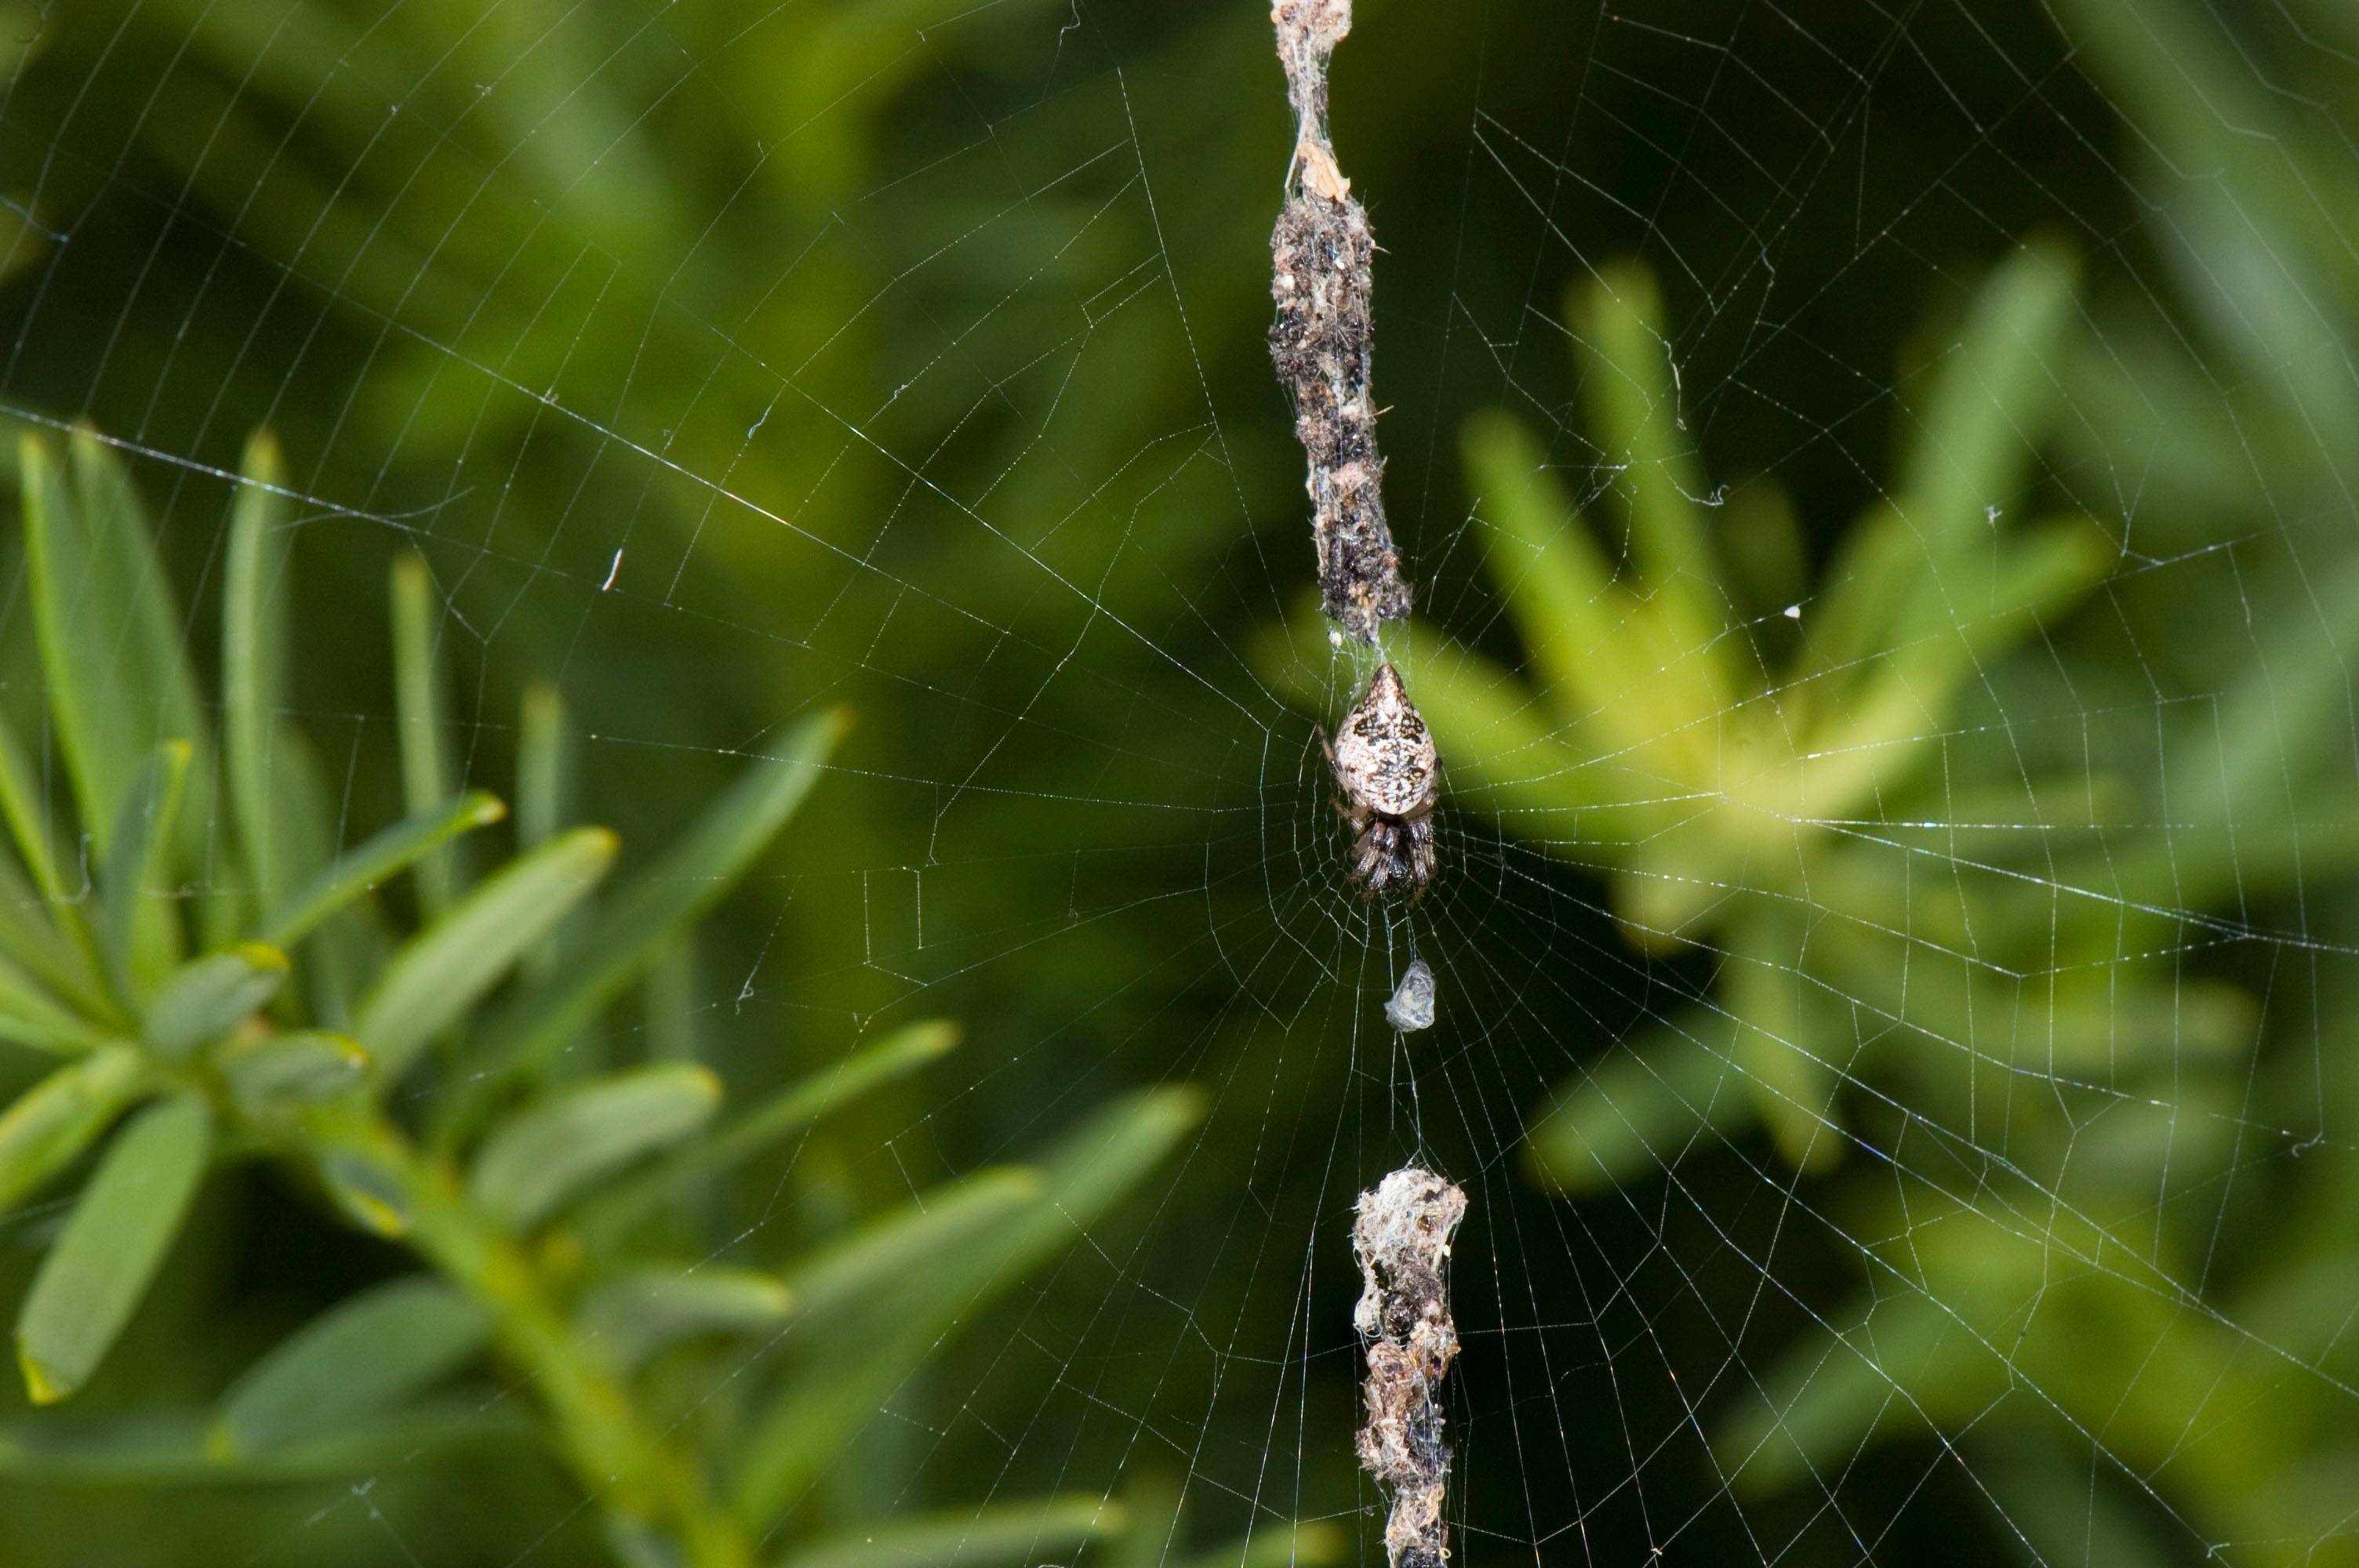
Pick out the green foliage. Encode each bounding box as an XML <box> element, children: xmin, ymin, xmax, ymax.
<box><xmin>1267</xmin><ymin>235</ymin><xmax>2359</xmax><ymax>1556</ymax></box>
<box><xmin>0</xmin><ymin>430</ymin><xmax>1206</xmax><ymax>1568</ymax></box>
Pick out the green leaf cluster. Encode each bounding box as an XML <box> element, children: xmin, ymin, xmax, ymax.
<box><xmin>0</xmin><ymin>428</ymin><xmax>1208</xmax><ymax>1568</ymax></box>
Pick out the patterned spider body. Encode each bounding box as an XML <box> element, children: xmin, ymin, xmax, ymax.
<box><xmin>1328</xmin><ymin>662</ymin><xmax>1439</xmax><ymax>898</ymax></box>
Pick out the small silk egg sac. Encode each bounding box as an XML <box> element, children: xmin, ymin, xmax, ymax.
<box><xmin>1385</xmin><ymin>959</ymin><xmax>1436</xmax><ymax>1033</ymax></box>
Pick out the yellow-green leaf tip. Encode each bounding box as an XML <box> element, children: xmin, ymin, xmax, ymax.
<box><xmin>17</xmin><ymin>1344</ymin><xmax>69</xmax><ymax>1406</ymax></box>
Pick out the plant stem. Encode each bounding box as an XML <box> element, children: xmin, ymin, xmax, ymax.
<box><xmin>285</xmin><ymin>1106</ymin><xmax>757</xmax><ymax>1568</ymax></box>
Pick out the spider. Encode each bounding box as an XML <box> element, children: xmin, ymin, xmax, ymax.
<box><xmin>1323</xmin><ymin>662</ymin><xmax>1439</xmax><ymax>899</ymax></box>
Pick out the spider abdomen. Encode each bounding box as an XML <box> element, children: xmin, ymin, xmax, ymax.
<box><xmin>1332</xmin><ymin>664</ymin><xmax>1438</xmax><ymax>818</ymax></box>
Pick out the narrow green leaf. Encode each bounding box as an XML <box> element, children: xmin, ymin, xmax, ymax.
<box><xmin>1873</xmin><ymin>508</ymin><xmax>2107</xmax><ymax>698</ymax></box>
<box><xmin>918</xmin><ymin>1084</ymin><xmax>1199</xmax><ymax>1279</ymax></box>
<box><xmin>216</xmin><ymin>1031</ymin><xmax>370</xmax><ymax>1115</ymax></box>
<box><xmin>1463</xmin><ymin>409</ymin><xmax>1626</xmax><ymax>701</ymax></box>
<box><xmin>0</xmin><ymin>1403</ymin><xmax>530</xmax><ymax>1484</ymax></box>
<box><xmin>20</xmin><ymin>432</ymin><xmax>207</xmax><ymax>860</ymax></box>
<box><xmin>1714</xmin><ymin>1290</ymin><xmax>1974</xmax><ymax>1496</ymax></box>
<box><xmin>1797</xmin><ymin>506</ymin><xmax>1930</xmax><ymax>699</ymax></box>
<box><xmin>776</xmin><ymin>1497</ymin><xmax>1129</xmax><ymax>1568</ymax></box>
<box><xmin>351</xmin><ymin>825</ymin><xmax>616</xmax><ymax>1083</ymax></box>
<box><xmin>1805</xmin><ymin>518</ymin><xmax>2110</xmax><ymax>812</ymax></box>
<box><xmin>0</xmin><ymin>1044</ymin><xmax>145</xmax><ymax>1214</ymax></box>
<box><xmin>517</xmin><ymin>681</ymin><xmax>573</xmax><ymax>982</ymax></box>
<box><xmin>579</xmin><ymin>1020</ymin><xmax>957</xmax><ymax>1247</ymax></box>
<box><xmin>270</xmin><ymin>733</ymin><xmax>362</xmax><ymax>1028</ymax></box>
<box><xmin>222</xmin><ymin>429</ymin><xmax>292</xmax><ymax>912</ymax></box>
<box><xmin>390</xmin><ymin>555</ymin><xmax>460</xmax><ymax>919</ymax></box>
<box><xmin>1521</xmin><ymin>1020</ymin><xmax>1750</xmax><ymax>1197</ymax></box>
<box><xmin>468</xmin><ymin>1062</ymin><xmax>722</xmax><ymax>1230</ymax></box>
<box><xmin>607</xmin><ymin>1519</ymin><xmax>692</xmax><ymax>1568</ymax></box>
<box><xmin>0</xmin><ymin>701</ymin><xmax>67</xmax><ymax>904</ymax></box>
<box><xmin>780</xmin><ymin>1166</ymin><xmax>1041</xmax><ymax>1323</ymax></box>
<box><xmin>100</xmin><ymin>741</ymin><xmax>191</xmax><ymax>1000</ymax></box>
<box><xmin>1809</xmin><ymin>241</ymin><xmax>2080</xmax><ymax>683</ymax></box>
<box><xmin>732</xmin><ymin>1086</ymin><xmax>1203</xmax><ymax>1527</ymax></box>
<box><xmin>1714</xmin><ymin>480</ymin><xmax>1808</xmax><ymax>625</ymax></box>
<box><xmin>318</xmin><ymin>1149</ymin><xmax>413</xmax><ymax>1239</ymax></box>
<box><xmin>258</xmin><ymin>790</ymin><xmax>507</xmax><ymax>950</ymax></box>
<box><xmin>1176</xmin><ymin>1523</ymin><xmax>1347</xmax><ymax>1568</ymax></box>
<box><xmin>0</xmin><ymin>818</ymin><xmax>112</xmax><ymax>1028</ymax></box>
<box><xmin>644</xmin><ymin>934</ymin><xmax>698</xmax><ymax>1063</ymax></box>
<box><xmin>576</xmin><ymin>1267</ymin><xmax>792</xmax><ymax>1370</ymax></box>
<box><xmin>1725</xmin><ymin>912</ymin><xmax>1842</xmax><ymax>1174</ymax></box>
<box><xmin>209</xmin><ymin>1276</ymin><xmax>487</xmax><ymax>1459</ymax></box>
<box><xmin>1103</xmin><ymin>1472</ymin><xmax>1180</xmax><ymax>1568</ymax></box>
<box><xmin>1574</xmin><ymin>264</ymin><xmax>1727</xmax><ymax>656</ymax></box>
<box><xmin>1464</xmin><ymin>411</ymin><xmax>1718</xmax><ymax>776</ymax></box>
<box><xmin>517</xmin><ymin>681</ymin><xmax>569</xmax><ymax>855</ymax></box>
<box><xmin>0</xmin><ymin>947</ymin><xmax>107</xmax><ymax>1054</ymax></box>
<box><xmin>143</xmin><ymin>943</ymin><xmax>288</xmax><ymax>1059</ymax></box>
<box><xmin>1958</xmin><ymin>516</ymin><xmax>2112</xmax><ymax>656</ymax></box>
<box><xmin>0</xmin><ymin>707</ymin><xmax>116</xmax><ymax>1017</ymax></box>
<box><xmin>471</xmin><ymin>710</ymin><xmax>846</xmax><ymax>1104</ymax></box>
<box><xmin>16</xmin><ymin>1094</ymin><xmax>211</xmax><ymax>1404</ymax></box>
<box><xmin>2160</xmin><ymin>550</ymin><xmax>2359</xmax><ymax>844</ymax></box>
<box><xmin>1897</xmin><ymin>238</ymin><xmax>2080</xmax><ymax>532</ymax></box>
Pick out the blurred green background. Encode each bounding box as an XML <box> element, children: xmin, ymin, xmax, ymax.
<box><xmin>2</xmin><ymin>0</ymin><xmax>2358</xmax><ymax>1563</ymax></box>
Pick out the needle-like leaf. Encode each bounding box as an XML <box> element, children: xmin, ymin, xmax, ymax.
<box><xmin>0</xmin><ymin>700</ymin><xmax>70</xmax><ymax>906</ymax></box>
<box><xmin>0</xmin><ymin>1044</ymin><xmax>146</xmax><ymax>1215</ymax></box>
<box><xmin>221</xmin><ymin>430</ymin><xmax>293</xmax><ymax>913</ymax></box>
<box><xmin>209</xmin><ymin>1276</ymin><xmax>486</xmax><ymax>1459</ymax></box>
<box><xmin>352</xmin><ymin>826</ymin><xmax>616</xmax><ymax>1083</ymax></box>
<box><xmin>16</xmin><ymin>1094</ymin><xmax>212</xmax><ymax>1404</ymax></box>
<box><xmin>516</xmin><ymin>681</ymin><xmax>569</xmax><ymax>856</ymax></box>
<box><xmin>216</xmin><ymin>1031</ymin><xmax>370</xmax><ymax>1115</ymax></box>
<box><xmin>456</xmin><ymin>710</ymin><xmax>845</xmax><ymax>1123</ymax></box>
<box><xmin>778</xmin><ymin>1166</ymin><xmax>1041</xmax><ymax>1323</ymax></box>
<box><xmin>390</xmin><ymin>555</ymin><xmax>462</xmax><ymax>919</ymax></box>
<box><xmin>776</xmin><ymin>1497</ymin><xmax>1129</xmax><ymax>1568</ymax></box>
<box><xmin>258</xmin><ymin>790</ymin><xmax>507</xmax><ymax>951</ymax></box>
<box><xmin>468</xmin><ymin>1062</ymin><xmax>722</xmax><ymax>1231</ymax></box>
<box><xmin>100</xmin><ymin>742</ymin><xmax>191</xmax><ymax>1001</ymax></box>
<box><xmin>0</xmin><ymin>949</ymin><xmax>107</xmax><ymax>1055</ymax></box>
<box><xmin>0</xmin><ymin>1403</ymin><xmax>529</xmax><ymax>1485</ymax></box>
<box><xmin>732</xmin><ymin>1086</ymin><xmax>1202</xmax><ymax>1529</ymax></box>
<box><xmin>574</xmin><ymin>1267</ymin><xmax>792</xmax><ymax>1370</ymax></box>
<box><xmin>1576</xmin><ymin>264</ymin><xmax>1727</xmax><ymax>662</ymax></box>
<box><xmin>143</xmin><ymin>944</ymin><xmax>288</xmax><ymax>1060</ymax></box>
<box><xmin>576</xmin><ymin>1019</ymin><xmax>957</xmax><ymax>1247</ymax></box>
<box><xmin>20</xmin><ymin>433</ymin><xmax>207</xmax><ymax>862</ymax></box>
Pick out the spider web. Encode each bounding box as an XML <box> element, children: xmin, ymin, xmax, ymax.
<box><xmin>2</xmin><ymin>0</ymin><xmax>2356</xmax><ymax>1565</ymax></box>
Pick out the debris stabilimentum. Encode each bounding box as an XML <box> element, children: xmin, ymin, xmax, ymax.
<box><xmin>1352</xmin><ymin>1167</ymin><xmax>1466</xmax><ymax>1568</ymax></box>
<box><xmin>1270</xmin><ymin>0</ymin><xmax>1413</xmax><ymax>643</ymax></box>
